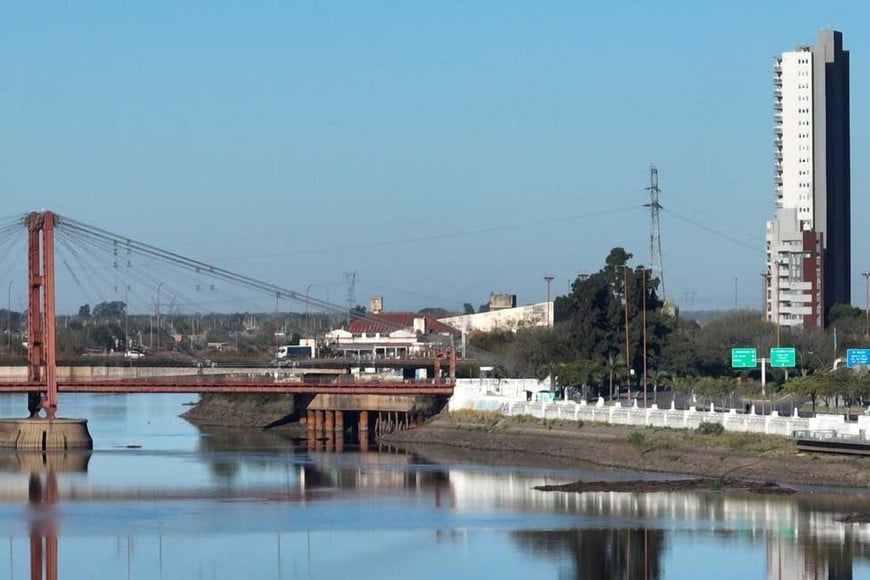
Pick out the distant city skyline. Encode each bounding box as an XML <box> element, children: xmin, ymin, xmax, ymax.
<box><xmin>1</xmin><ymin>3</ymin><xmax>868</xmax><ymax>314</ymax></box>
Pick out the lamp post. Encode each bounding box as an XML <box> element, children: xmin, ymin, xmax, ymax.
<box><xmin>543</xmin><ymin>275</ymin><xmax>554</xmax><ymax>328</ymax></box>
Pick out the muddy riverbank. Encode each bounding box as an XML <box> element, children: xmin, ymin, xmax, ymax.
<box><xmin>181</xmin><ymin>399</ymin><xmax>870</xmax><ymax>489</ymax></box>
<box><xmin>379</xmin><ymin>413</ymin><xmax>870</xmax><ymax>489</ymax></box>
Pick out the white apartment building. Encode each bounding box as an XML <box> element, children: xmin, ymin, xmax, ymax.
<box><xmin>765</xmin><ymin>30</ymin><xmax>850</xmax><ymax>328</ymax></box>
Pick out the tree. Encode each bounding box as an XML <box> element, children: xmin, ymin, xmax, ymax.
<box><xmin>463</xmin><ymin>303</ymin><xmax>475</xmax><ymax>315</ymax></box>
<box><xmin>554</xmin><ymin>247</ymin><xmax>669</xmax><ymax>380</ymax></box>
<box><xmin>92</xmin><ymin>301</ymin><xmax>126</xmax><ymax>318</ymax></box>
<box><xmin>78</xmin><ymin>304</ymin><xmax>91</xmax><ymax>317</ymax></box>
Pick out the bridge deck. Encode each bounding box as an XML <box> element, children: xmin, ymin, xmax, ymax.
<box><xmin>0</xmin><ymin>379</ymin><xmax>454</xmax><ymax>396</ymax></box>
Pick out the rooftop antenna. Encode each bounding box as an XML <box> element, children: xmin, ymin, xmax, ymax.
<box><xmin>644</xmin><ymin>165</ymin><xmax>665</xmax><ymax>301</ymax></box>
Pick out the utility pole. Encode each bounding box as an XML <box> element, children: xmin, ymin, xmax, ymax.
<box><xmin>642</xmin><ymin>268</ymin><xmax>647</xmax><ymax>409</ymax></box>
<box><xmin>156</xmin><ymin>282</ymin><xmax>163</xmax><ymax>351</ymax></box>
<box><xmin>120</xmin><ymin>284</ymin><xmax>130</xmax><ymax>352</ymax></box>
<box><xmin>544</xmin><ymin>275</ymin><xmax>554</xmax><ymax>328</ymax></box>
<box><xmin>623</xmin><ymin>266</ymin><xmax>631</xmax><ymax>384</ymax></box>
<box><xmin>734</xmin><ymin>276</ymin><xmax>738</xmax><ymax>310</ymax></box>
<box><xmin>6</xmin><ymin>280</ymin><xmax>11</xmax><ymax>354</ymax></box>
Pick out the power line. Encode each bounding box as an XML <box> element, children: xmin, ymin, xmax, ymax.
<box><xmin>663</xmin><ymin>206</ymin><xmax>759</xmax><ymax>252</ymax></box>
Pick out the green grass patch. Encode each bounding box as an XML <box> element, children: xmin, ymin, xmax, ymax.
<box><xmin>447</xmin><ymin>410</ymin><xmax>503</xmax><ymax>426</ymax></box>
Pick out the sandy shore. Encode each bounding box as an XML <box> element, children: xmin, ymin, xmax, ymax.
<box><xmin>379</xmin><ymin>414</ymin><xmax>870</xmax><ymax>489</ymax></box>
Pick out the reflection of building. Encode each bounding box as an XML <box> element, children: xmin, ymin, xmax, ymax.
<box><xmin>765</xmin><ymin>30</ymin><xmax>850</xmax><ymax>328</ymax></box>
<box><xmin>768</xmin><ymin>536</ymin><xmax>854</xmax><ymax>580</ymax></box>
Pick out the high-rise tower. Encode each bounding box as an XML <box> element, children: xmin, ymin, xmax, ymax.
<box><xmin>765</xmin><ymin>30</ymin><xmax>850</xmax><ymax>328</ymax></box>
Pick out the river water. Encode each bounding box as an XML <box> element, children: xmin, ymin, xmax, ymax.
<box><xmin>0</xmin><ymin>394</ymin><xmax>868</xmax><ymax>580</ymax></box>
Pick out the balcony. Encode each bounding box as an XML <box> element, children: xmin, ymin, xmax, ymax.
<box><xmin>774</xmin><ymin>100</ymin><xmax>782</xmax><ymax>111</ymax></box>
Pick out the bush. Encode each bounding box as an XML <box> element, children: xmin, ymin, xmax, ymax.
<box><xmin>627</xmin><ymin>431</ymin><xmax>647</xmax><ymax>448</ymax></box>
<box><xmin>697</xmin><ymin>422</ymin><xmax>725</xmax><ymax>436</ymax></box>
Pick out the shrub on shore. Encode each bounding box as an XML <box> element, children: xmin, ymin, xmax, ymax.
<box><xmin>697</xmin><ymin>422</ymin><xmax>725</xmax><ymax>436</ymax></box>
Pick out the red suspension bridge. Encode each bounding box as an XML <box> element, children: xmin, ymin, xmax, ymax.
<box><xmin>0</xmin><ymin>211</ymin><xmax>457</xmax><ymax>423</ymax></box>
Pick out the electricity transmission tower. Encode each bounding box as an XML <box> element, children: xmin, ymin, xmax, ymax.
<box><xmin>644</xmin><ymin>165</ymin><xmax>665</xmax><ymax>301</ymax></box>
<box><xmin>345</xmin><ymin>271</ymin><xmax>357</xmax><ymax>325</ymax></box>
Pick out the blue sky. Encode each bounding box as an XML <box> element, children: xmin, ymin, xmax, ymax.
<box><xmin>1</xmin><ymin>1</ymin><xmax>868</xmax><ymax>314</ymax></box>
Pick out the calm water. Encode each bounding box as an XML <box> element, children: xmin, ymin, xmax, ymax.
<box><xmin>0</xmin><ymin>394</ymin><xmax>868</xmax><ymax>579</ymax></box>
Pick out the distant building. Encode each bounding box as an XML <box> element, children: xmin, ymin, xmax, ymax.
<box><xmin>765</xmin><ymin>30</ymin><xmax>850</xmax><ymax>328</ymax></box>
<box><xmin>488</xmin><ymin>293</ymin><xmax>517</xmax><ymax>311</ymax></box>
<box><xmin>324</xmin><ymin>313</ymin><xmax>457</xmax><ymax>359</ymax></box>
<box><xmin>439</xmin><ymin>302</ymin><xmax>552</xmax><ymax>334</ymax></box>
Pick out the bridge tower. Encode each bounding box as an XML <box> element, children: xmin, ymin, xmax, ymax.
<box><xmin>26</xmin><ymin>211</ymin><xmax>59</xmax><ymax>419</ymax></box>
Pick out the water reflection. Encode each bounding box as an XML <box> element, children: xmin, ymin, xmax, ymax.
<box><xmin>1</xmin><ymin>393</ymin><xmax>870</xmax><ymax>578</ymax></box>
<box><xmin>514</xmin><ymin>529</ymin><xmax>665</xmax><ymax>580</ymax></box>
<box><xmin>2</xmin><ymin>451</ymin><xmax>91</xmax><ymax>580</ymax></box>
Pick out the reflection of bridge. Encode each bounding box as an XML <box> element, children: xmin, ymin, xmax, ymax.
<box><xmin>0</xmin><ymin>212</ymin><xmax>456</xmax><ymax>448</ymax></box>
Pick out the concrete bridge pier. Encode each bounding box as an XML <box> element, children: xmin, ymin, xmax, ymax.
<box><xmin>0</xmin><ymin>419</ymin><xmax>92</xmax><ymax>451</ymax></box>
<box><xmin>359</xmin><ymin>411</ymin><xmax>370</xmax><ymax>452</ymax></box>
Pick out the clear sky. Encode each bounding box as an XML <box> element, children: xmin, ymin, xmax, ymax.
<box><xmin>1</xmin><ymin>1</ymin><xmax>868</xmax><ymax>314</ymax></box>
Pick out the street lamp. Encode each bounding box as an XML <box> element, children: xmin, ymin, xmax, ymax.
<box><xmin>543</xmin><ymin>275</ymin><xmax>554</xmax><ymax>328</ymax></box>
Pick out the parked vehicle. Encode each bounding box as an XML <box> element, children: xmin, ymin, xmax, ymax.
<box><xmin>276</xmin><ymin>345</ymin><xmax>313</xmax><ymax>359</ymax></box>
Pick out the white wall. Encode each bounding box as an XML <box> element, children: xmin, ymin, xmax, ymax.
<box><xmin>447</xmin><ymin>388</ymin><xmax>870</xmax><ymax>439</ymax></box>
<box><xmin>439</xmin><ymin>302</ymin><xmax>551</xmax><ymax>333</ymax></box>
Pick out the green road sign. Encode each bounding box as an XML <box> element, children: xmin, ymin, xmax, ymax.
<box><xmin>770</xmin><ymin>347</ymin><xmax>796</xmax><ymax>368</ymax></box>
<box><xmin>731</xmin><ymin>347</ymin><xmax>757</xmax><ymax>368</ymax></box>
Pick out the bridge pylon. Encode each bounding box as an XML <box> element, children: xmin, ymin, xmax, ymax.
<box><xmin>26</xmin><ymin>211</ymin><xmax>59</xmax><ymax>419</ymax></box>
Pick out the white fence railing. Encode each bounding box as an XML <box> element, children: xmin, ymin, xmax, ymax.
<box><xmin>449</xmin><ymin>382</ymin><xmax>870</xmax><ymax>440</ymax></box>
<box><xmin>492</xmin><ymin>399</ymin><xmax>810</xmax><ymax>437</ymax></box>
